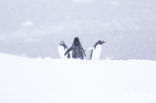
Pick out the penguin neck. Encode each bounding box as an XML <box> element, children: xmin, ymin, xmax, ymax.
<box><xmin>94</xmin><ymin>44</ymin><xmax>102</xmax><ymax>49</ymax></box>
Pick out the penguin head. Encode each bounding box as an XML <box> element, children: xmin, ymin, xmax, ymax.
<box><xmin>94</xmin><ymin>40</ymin><xmax>106</xmax><ymax>48</ymax></box>
<box><xmin>59</xmin><ymin>41</ymin><xmax>64</xmax><ymax>46</ymax></box>
<box><xmin>73</xmin><ymin>37</ymin><xmax>81</xmax><ymax>46</ymax></box>
<box><xmin>96</xmin><ymin>40</ymin><xmax>105</xmax><ymax>45</ymax></box>
<box><xmin>99</xmin><ymin>40</ymin><xmax>105</xmax><ymax>45</ymax></box>
<box><xmin>59</xmin><ymin>41</ymin><xmax>67</xmax><ymax>49</ymax></box>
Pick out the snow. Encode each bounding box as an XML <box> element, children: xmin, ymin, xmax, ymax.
<box><xmin>0</xmin><ymin>53</ymin><xmax>156</xmax><ymax>103</ymax></box>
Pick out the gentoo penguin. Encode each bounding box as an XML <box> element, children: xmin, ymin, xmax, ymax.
<box><xmin>90</xmin><ymin>40</ymin><xmax>106</xmax><ymax>60</ymax></box>
<box><xmin>58</xmin><ymin>41</ymin><xmax>70</xmax><ymax>59</ymax></box>
<box><xmin>65</xmin><ymin>37</ymin><xmax>86</xmax><ymax>60</ymax></box>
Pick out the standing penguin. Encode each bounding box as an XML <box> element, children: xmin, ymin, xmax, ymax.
<box><xmin>90</xmin><ymin>40</ymin><xmax>106</xmax><ymax>60</ymax></box>
<box><xmin>65</xmin><ymin>37</ymin><xmax>86</xmax><ymax>60</ymax></box>
<box><xmin>58</xmin><ymin>41</ymin><xmax>70</xmax><ymax>59</ymax></box>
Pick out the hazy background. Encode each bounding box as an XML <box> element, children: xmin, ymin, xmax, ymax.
<box><xmin>0</xmin><ymin>0</ymin><xmax>156</xmax><ymax>60</ymax></box>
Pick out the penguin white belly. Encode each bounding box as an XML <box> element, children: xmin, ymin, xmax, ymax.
<box><xmin>69</xmin><ymin>51</ymin><xmax>72</xmax><ymax>59</ymax></box>
<box><xmin>92</xmin><ymin>45</ymin><xmax>102</xmax><ymax>60</ymax></box>
<box><xmin>58</xmin><ymin>46</ymin><xmax>67</xmax><ymax>59</ymax></box>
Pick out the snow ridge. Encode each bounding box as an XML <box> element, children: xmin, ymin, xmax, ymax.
<box><xmin>0</xmin><ymin>53</ymin><xmax>156</xmax><ymax>103</ymax></box>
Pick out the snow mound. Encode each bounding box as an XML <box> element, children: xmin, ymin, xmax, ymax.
<box><xmin>0</xmin><ymin>53</ymin><xmax>156</xmax><ymax>103</ymax></box>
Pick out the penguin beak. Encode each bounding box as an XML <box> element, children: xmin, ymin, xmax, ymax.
<box><xmin>101</xmin><ymin>40</ymin><xmax>106</xmax><ymax>44</ymax></box>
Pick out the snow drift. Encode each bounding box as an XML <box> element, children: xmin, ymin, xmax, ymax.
<box><xmin>0</xmin><ymin>53</ymin><xmax>156</xmax><ymax>103</ymax></box>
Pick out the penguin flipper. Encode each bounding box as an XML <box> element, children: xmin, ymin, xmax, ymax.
<box><xmin>65</xmin><ymin>47</ymin><xmax>73</xmax><ymax>56</ymax></box>
<box><xmin>82</xmin><ymin>48</ymin><xmax>86</xmax><ymax>58</ymax></box>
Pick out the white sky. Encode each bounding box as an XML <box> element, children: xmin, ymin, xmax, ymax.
<box><xmin>0</xmin><ymin>0</ymin><xmax>156</xmax><ymax>59</ymax></box>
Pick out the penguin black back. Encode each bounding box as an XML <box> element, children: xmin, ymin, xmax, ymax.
<box><xmin>73</xmin><ymin>37</ymin><xmax>81</xmax><ymax>47</ymax></box>
<box><xmin>65</xmin><ymin>37</ymin><xmax>86</xmax><ymax>60</ymax></box>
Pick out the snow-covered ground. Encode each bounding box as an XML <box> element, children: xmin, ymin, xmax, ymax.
<box><xmin>0</xmin><ymin>53</ymin><xmax>156</xmax><ymax>103</ymax></box>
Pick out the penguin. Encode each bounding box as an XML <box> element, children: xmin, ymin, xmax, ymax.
<box><xmin>58</xmin><ymin>41</ymin><xmax>70</xmax><ymax>59</ymax></box>
<box><xmin>90</xmin><ymin>40</ymin><xmax>106</xmax><ymax>60</ymax></box>
<box><xmin>65</xmin><ymin>37</ymin><xmax>86</xmax><ymax>60</ymax></box>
